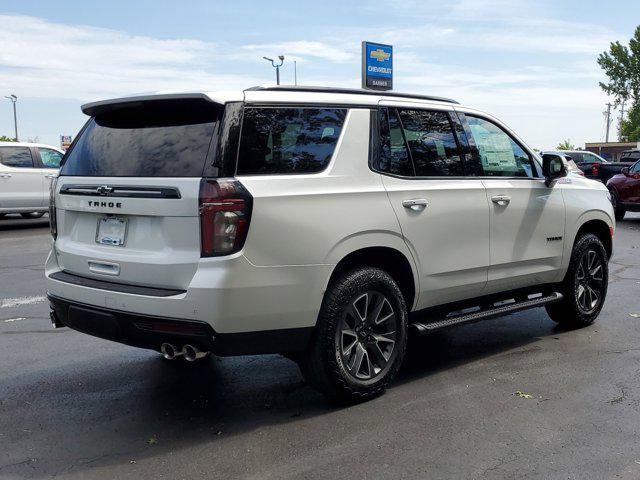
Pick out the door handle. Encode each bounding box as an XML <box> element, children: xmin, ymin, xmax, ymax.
<box><xmin>0</xmin><ymin>173</ymin><xmax>11</xmax><ymax>178</ymax></box>
<box><xmin>44</xmin><ymin>174</ymin><xmax>57</xmax><ymax>179</ymax></box>
<box><xmin>402</xmin><ymin>198</ymin><xmax>428</xmax><ymax>211</ymax></box>
<box><xmin>491</xmin><ymin>195</ymin><xmax>511</xmax><ymax>206</ymax></box>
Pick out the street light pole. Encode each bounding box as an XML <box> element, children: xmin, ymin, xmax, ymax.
<box><xmin>4</xmin><ymin>94</ymin><xmax>18</xmax><ymax>141</ymax></box>
<box><xmin>263</xmin><ymin>56</ymin><xmax>285</xmax><ymax>85</ymax></box>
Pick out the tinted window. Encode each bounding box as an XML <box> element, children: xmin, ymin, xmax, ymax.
<box><xmin>397</xmin><ymin>109</ymin><xmax>463</xmax><ymax>176</ymax></box>
<box><xmin>61</xmin><ymin>99</ymin><xmax>221</xmax><ymax>177</ymax></box>
<box><xmin>39</xmin><ymin>148</ymin><xmax>63</xmax><ymax>168</ymax></box>
<box><xmin>0</xmin><ymin>147</ymin><xmax>34</xmax><ymax>168</ymax></box>
<box><xmin>237</xmin><ymin>107</ymin><xmax>346</xmax><ymax>175</ymax></box>
<box><xmin>450</xmin><ymin>113</ymin><xmax>483</xmax><ymax>176</ymax></box>
<box><xmin>623</xmin><ymin>151</ymin><xmax>640</xmax><ymax>161</ymax></box>
<box><xmin>564</xmin><ymin>152</ymin><xmax>584</xmax><ymax>163</ymax></box>
<box><xmin>378</xmin><ymin>108</ymin><xmax>414</xmax><ymax>176</ymax></box>
<box><xmin>631</xmin><ymin>161</ymin><xmax>640</xmax><ymax>173</ymax></box>
<box><xmin>465</xmin><ymin>116</ymin><xmax>534</xmax><ymax>177</ymax></box>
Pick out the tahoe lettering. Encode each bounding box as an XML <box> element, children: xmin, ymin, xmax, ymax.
<box><xmin>88</xmin><ymin>201</ymin><xmax>122</xmax><ymax>208</ymax></box>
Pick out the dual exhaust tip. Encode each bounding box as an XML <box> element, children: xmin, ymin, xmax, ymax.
<box><xmin>161</xmin><ymin>343</ymin><xmax>209</xmax><ymax>362</ymax></box>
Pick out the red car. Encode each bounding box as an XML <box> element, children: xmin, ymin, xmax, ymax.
<box><xmin>607</xmin><ymin>159</ymin><xmax>640</xmax><ymax>220</ymax></box>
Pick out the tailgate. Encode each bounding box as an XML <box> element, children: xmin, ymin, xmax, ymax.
<box><xmin>54</xmin><ymin>177</ymin><xmax>202</xmax><ymax>290</ymax></box>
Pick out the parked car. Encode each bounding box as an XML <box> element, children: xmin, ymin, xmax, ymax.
<box><xmin>560</xmin><ymin>150</ymin><xmax>633</xmax><ymax>183</ymax></box>
<box><xmin>607</xmin><ymin>159</ymin><xmax>640</xmax><ymax>220</ymax></box>
<box><xmin>540</xmin><ymin>151</ymin><xmax>584</xmax><ymax>177</ymax></box>
<box><xmin>0</xmin><ymin>142</ymin><xmax>64</xmax><ymax>219</ymax></box>
<box><xmin>620</xmin><ymin>149</ymin><xmax>640</xmax><ymax>163</ymax></box>
<box><xmin>46</xmin><ymin>86</ymin><xmax>614</xmax><ymax>403</ymax></box>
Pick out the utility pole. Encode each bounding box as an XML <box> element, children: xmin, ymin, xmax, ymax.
<box><xmin>4</xmin><ymin>94</ymin><xmax>18</xmax><ymax>141</ymax></box>
<box><xmin>604</xmin><ymin>102</ymin><xmax>612</xmax><ymax>143</ymax></box>
<box><xmin>263</xmin><ymin>56</ymin><xmax>285</xmax><ymax>85</ymax></box>
<box><xmin>619</xmin><ymin>100</ymin><xmax>626</xmax><ymax>141</ymax></box>
<box><xmin>294</xmin><ymin>60</ymin><xmax>297</xmax><ymax>85</ymax></box>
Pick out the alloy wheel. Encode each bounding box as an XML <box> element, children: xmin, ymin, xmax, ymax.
<box><xmin>336</xmin><ymin>291</ymin><xmax>398</xmax><ymax>381</ymax></box>
<box><xmin>575</xmin><ymin>249</ymin><xmax>604</xmax><ymax>314</ymax></box>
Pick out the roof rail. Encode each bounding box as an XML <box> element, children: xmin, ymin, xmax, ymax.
<box><xmin>244</xmin><ymin>85</ymin><xmax>459</xmax><ymax>104</ymax></box>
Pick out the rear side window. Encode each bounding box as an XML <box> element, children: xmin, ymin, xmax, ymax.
<box><xmin>237</xmin><ymin>107</ymin><xmax>346</xmax><ymax>175</ymax></box>
<box><xmin>378</xmin><ymin>108</ymin><xmax>414</xmax><ymax>176</ymax></box>
<box><xmin>376</xmin><ymin>107</ymin><xmax>464</xmax><ymax>177</ymax></box>
<box><xmin>397</xmin><ymin>109</ymin><xmax>463</xmax><ymax>177</ymax></box>
<box><xmin>0</xmin><ymin>147</ymin><xmax>34</xmax><ymax>168</ymax></box>
<box><xmin>61</xmin><ymin>99</ymin><xmax>221</xmax><ymax>177</ymax></box>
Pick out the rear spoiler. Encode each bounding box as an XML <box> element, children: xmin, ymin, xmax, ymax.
<box><xmin>81</xmin><ymin>93</ymin><xmax>215</xmax><ymax>117</ymax></box>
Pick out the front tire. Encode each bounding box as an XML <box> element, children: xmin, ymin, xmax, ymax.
<box><xmin>302</xmin><ymin>267</ymin><xmax>408</xmax><ymax>403</ymax></box>
<box><xmin>546</xmin><ymin>233</ymin><xmax>608</xmax><ymax>328</ymax></box>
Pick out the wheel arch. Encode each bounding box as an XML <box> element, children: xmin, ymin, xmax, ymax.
<box><xmin>574</xmin><ymin>217</ymin><xmax>613</xmax><ymax>260</ymax></box>
<box><xmin>325</xmin><ymin>245</ymin><xmax>418</xmax><ymax>312</ymax></box>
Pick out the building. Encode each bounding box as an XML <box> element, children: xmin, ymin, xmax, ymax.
<box><xmin>585</xmin><ymin>141</ymin><xmax>640</xmax><ymax>161</ymax></box>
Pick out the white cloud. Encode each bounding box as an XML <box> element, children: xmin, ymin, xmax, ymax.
<box><xmin>0</xmin><ymin>14</ymin><xmax>264</xmax><ymax>101</ymax></box>
<box><xmin>242</xmin><ymin>41</ymin><xmax>355</xmax><ymax>63</ymax></box>
<box><xmin>0</xmin><ymin>7</ymin><xmax>625</xmax><ymax>147</ymax></box>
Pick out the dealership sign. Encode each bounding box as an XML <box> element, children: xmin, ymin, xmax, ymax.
<box><xmin>362</xmin><ymin>41</ymin><xmax>393</xmax><ymax>91</ymax></box>
<box><xmin>60</xmin><ymin>135</ymin><xmax>72</xmax><ymax>151</ymax></box>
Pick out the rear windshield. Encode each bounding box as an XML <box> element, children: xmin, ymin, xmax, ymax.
<box><xmin>61</xmin><ymin>99</ymin><xmax>221</xmax><ymax>177</ymax></box>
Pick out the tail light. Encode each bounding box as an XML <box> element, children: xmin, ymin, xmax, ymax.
<box><xmin>49</xmin><ymin>177</ymin><xmax>58</xmax><ymax>239</ymax></box>
<box><xmin>592</xmin><ymin>164</ymin><xmax>599</xmax><ymax>177</ymax></box>
<box><xmin>199</xmin><ymin>179</ymin><xmax>252</xmax><ymax>257</ymax></box>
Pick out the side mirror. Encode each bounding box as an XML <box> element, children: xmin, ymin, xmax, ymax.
<box><xmin>621</xmin><ymin>167</ymin><xmax>630</xmax><ymax>176</ymax></box>
<box><xmin>542</xmin><ymin>154</ymin><xmax>567</xmax><ymax>186</ymax></box>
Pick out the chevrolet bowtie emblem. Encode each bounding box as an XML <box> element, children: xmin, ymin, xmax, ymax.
<box><xmin>96</xmin><ymin>185</ymin><xmax>114</xmax><ymax>196</ymax></box>
<box><xmin>370</xmin><ymin>49</ymin><xmax>390</xmax><ymax>62</ymax></box>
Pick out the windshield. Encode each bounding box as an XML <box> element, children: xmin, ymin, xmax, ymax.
<box><xmin>61</xmin><ymin>99</ymin><xmax>222</xmax><ymax>177</ymax></box>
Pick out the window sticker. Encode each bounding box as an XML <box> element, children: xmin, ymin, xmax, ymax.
<box><xmin>470</xmin><ymin>125</ymin><xmax>516</xmax><ymax>171</ymax></box>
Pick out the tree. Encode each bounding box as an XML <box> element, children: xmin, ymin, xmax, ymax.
<box><xmin>0</xmin><ymin>135</ymin><xmax>16</xmax><ymax>142</ymax></box>
<box><xmin>598</xmin><ymin>26</ymin><xmax>640</xmax><ymax>141</ymax></box>
<box><xmin>557</xmin><ymin>139</ymin><xmax>575</xmax><ymax>150</ymax></box>
<box><xmin>621</xmin><ymin>102</ymin><xmax>640</xmax><ymax>141</ymax></box>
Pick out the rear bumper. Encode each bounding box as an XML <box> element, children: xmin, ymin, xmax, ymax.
<box><xmin>46</xmin><ymin>247</ymin><xmax>332</xmax><ymax>335</ymax></box>
<box><xmin>48</xmin><ymin>294</ymin><xmax>313</xmax><ymax>356</ymax></box>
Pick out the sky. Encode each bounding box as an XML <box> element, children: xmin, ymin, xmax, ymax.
<box><xmin>0</xmin><ymin>0</ymin><xmax>637</xmax><ymax>149</ymax></box>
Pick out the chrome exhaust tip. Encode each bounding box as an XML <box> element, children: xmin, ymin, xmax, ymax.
<box><xmin>182</xmin><ymin>344</ymin><xmax>208</xmax><ymax>362</ymax></box>
<box><xmin>160</xmin><ymin>343</ymin><xmax>181</xmax><ymax>360</ymax></box>
<box><xmin>50</xmin><ymin>311</ymin><xmax>64</xmax><ymax>329</ymax></box>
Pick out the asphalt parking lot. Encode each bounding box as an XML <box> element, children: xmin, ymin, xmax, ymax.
<box><xmin>1</xmin><ymin>214</ymin><xmax>639</xmax><ymax>480</ymax></box>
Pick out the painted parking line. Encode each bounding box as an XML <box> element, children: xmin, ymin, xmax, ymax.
<box><xmin>0</xmin><ymin>296</ymin><xmax>47</xmax><ymax>308</ymax></box>
<box><xmin>3</xmin><ymin>317</ymin><xmax>27</xmax><ymax>323</ymax></box>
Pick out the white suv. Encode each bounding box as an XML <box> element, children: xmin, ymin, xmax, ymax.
<box><xmin>46</xmin><ymin>86</ymin><xmax>614</xmax><ymax>402</ymax></box>
<box><xmin>0</xmin><ymin>142</ymin><xmax>64</xmax><ymax>219</ymax></box>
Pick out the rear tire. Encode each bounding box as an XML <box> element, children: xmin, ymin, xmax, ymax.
<box><xmin>610</xmin><ymin>190</ymin><xmax>626</xmax><ymax>221</ymax></box>
<box><xmin>302</xmin><ymin>267</ymin><xmax>408</xmax><ymax>403</ymax></box>
<box><xmin>20</xmin><ymin>212</ymin><xmax>45</xmax><ymax>219</ymax></box>
<box><xmin>546</xmin><ymin>233</ymin><xmax>608</xmax><ymax>328</ymax></box>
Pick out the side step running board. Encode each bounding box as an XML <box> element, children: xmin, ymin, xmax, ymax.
<box><xmin>412</xmin><ymin>292</ymin><xmax>563</xmax><ymax>335</ymax></box>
